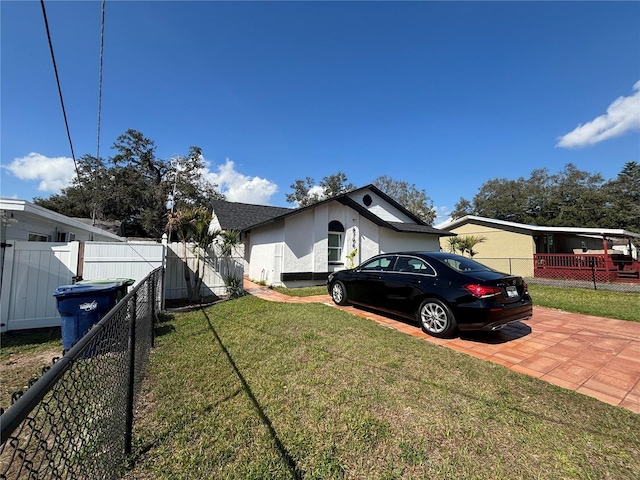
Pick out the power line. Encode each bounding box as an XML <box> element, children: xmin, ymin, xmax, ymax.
<box><xmin>96</xmin><ymin>0</ymin><xmax>106</xmax><ymax>161</ymax></box>
<box><xmin>40</xmin><ymin>0</ymin><xmax>80</xmax><ymax>175</ymax></box>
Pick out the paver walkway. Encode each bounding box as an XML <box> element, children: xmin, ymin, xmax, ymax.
<box><xmin>243</xmin><ymin>279</ymin><xmax>640</xmax><ymax>413</ymax></box>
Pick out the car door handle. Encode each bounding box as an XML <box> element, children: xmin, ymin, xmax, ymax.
<box><xmin>410</xmin><ymin>279</ymin><xmax>421</xmax><ymax>284</ymax></box>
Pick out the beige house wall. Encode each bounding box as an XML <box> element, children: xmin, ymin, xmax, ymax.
<box><xmin>440</xmin><ymin>223</ymin><xmax>535</xmax><ymax>277</ymax></box>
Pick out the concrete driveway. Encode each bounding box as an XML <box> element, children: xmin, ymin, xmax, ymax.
<box><xmin>243</xmin><ymin>279</ymin><xmax>640</xmax><ymax>413</ymax></box>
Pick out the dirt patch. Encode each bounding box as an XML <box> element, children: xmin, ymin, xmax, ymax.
<box><xmin>1</xmin><ymin>347</ymin><xmax>62</xmax><ymax>410</ymax></box>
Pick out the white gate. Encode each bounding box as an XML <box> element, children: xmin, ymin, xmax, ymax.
<box><xmin>0</xmin><ymin>241</ymin><xmax>79</xmax><ymax>332</ymax></box>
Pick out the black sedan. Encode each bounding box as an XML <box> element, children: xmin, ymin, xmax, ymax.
<box><xmin>327</xmin><ymin>251</ymin><xmax>532</xmax><ymax>338</ymax></box>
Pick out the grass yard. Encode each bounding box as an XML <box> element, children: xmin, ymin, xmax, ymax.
<box><xmin>0</xmin><ymin>329</ymin><xmax>63</xmax><ymax>410</ymax></box>
<box><xmin>528</xmin><ymin>284</ymin><xmax>640</xmax><ymax>323</ymax></box>
<box><xmin>125</xmin><ymin>295</ymin><xmax>640</xmax><ymax>479</ymax></box>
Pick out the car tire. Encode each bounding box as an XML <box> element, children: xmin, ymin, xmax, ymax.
<box><xmin>417</xmin><ymin>298</ymin><xmax>457</xmax><ymax>338</ymax></box>
<box><xmin>330</xmin><ymin>281</ymin><xmax>349</xmax><ymax>306</ymax></box>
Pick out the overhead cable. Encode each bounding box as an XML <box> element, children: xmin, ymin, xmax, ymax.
<box><xmin>96</xmin><ymin>0</ymin><xmax>106</xmax><ymax>162</ymax></box>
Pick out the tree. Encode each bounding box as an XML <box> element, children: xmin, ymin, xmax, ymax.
<box><xmin>457</xmin><ymin>235</ymin><xmax>486</xmax><ymax>257</ymax></box>
<box><xmin>445</xmin><ymin>236</ymin><xmax>460</xmax><ymax>254</ymax></box>
<box><xmin>217</xmin><ymin>229</ymin><xmax>243</xmax><ymax>298</ymax></box>
<box><xmin>285</xmin><ymin>171</ymin><xmax>355</xmax><ymax>207</ymax></box>
<box><xmin>452</xmin><ymin>163</ymin><xmax>615</xmax><ymax>228</ymax></box>
<box><xmin>372</xmin><ymin>175</ymin><xmax>436</xmax><ymax>225</ymax></box>
<box><xmin>34</xmin><ymin>129</ymin><xmax>223</xmax><ymax>238</ymax></box>
<box><xmin>602</xmin><ymin>161</ymin><xmax>640</xmax><ymax>232</ymax></box>
<box><xmin>167</xmin><ymin>207</ymin><xmax>218</xmax><ymax>304</ymax></box>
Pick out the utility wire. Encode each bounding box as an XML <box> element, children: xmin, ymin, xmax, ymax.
<box><xmin>40</xmin><ymin>0</ymin><xmax>80</xmax><ymax>176</ymax></box>
<box><xmin>96</xmin><ymin>0</ymin><xmax>106</xmax><ymax>162</ymax></box>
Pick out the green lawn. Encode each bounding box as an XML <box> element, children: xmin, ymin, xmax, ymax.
<box><xmin>125</xmin><ymin>296</ymin><xmax>640</xmax><ymax>479</ymax></box>
<box><xmin>528</xmin><ymin>284</ymin><xmax>640</xmax><ymax>322</ymax></box>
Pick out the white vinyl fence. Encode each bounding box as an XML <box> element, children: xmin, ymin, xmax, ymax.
<box><xmin>0</xmin><ymin>241</ymin><xmax>79</xmax><ymax>332</ymax></box>
<box><xmin>0</xmin><ymin>239</ymin><xmax>243</xmax><ymax>332</ymax></box>
<box><xmin>81</xmin><ymin>241</ymin><xmax>166</xmax><ymax>287</ymax></box>
<box><xmin>164</xmin><ymin>242</ymin><xmax>243</xmax><ymax>300</ymax></box>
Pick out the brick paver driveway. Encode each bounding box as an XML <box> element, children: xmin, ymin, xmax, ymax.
<box><xmin>244</xmin><ymin>279</ymin><xmax>640</xmax><ymax>413</ymax></box>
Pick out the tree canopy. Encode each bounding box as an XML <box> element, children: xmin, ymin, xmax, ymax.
<box><xmin>34</xmin><ymin>129</ymin><xmax>223</xmax><ymax>238</ymax></box>
<box><xmin>285</xmin><ymin>172</ymin><xmax>356</xmax><ymax>207</ymax></box>
<box><xmin>451</xmin><ymin>162</ymin><xmax>640</xmax><ymax>232</ymax></box>
<box><xmin>372</xmin><ymin>175</ymin><xmax>436</xmax><ymax>225</ymax></box>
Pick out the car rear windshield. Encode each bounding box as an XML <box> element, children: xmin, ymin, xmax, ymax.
<box><xmin>437</xmin><ymin>255</ymin><xmax>494</xmax><ymax>273</ymax></box>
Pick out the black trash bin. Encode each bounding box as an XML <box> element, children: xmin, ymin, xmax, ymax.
<box><xmin>53</xmin><ymin>282</ymin><xmax>123</xmax><ymax>351</ymax></box>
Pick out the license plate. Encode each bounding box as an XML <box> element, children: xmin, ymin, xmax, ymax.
<box><xmin>506</xmin><ymin>286</ymin><xmax>518</xmax><ymax>298</ymax></box>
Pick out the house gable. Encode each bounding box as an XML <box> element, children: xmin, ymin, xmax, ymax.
<box><xmin>217</xmin><ymin>185</ymin><xmax>451</xmax><ymax>287</ymax></box>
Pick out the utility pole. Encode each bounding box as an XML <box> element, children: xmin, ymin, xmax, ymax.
<box><xmin>167</xmin><ymin>154</ymin><xmax>180</xmax><ymax>244</ymax></box>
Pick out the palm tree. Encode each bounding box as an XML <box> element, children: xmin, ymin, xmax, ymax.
<box><xmin>446</xmin><ymin>236</ymin><xmax>460</xmax><ymax>254</ymax></box>
<box><xmin>458</xmin><ymin>235</ymin><xmax>486</xmax><ymax>257</ymax></box>
<box><xmin>216</xmin><ymin>229</ymin><xmax>243</xmax><ymax>298</ymax></box>
<box><xmin>167</xmin><ymin>207</ymin><xmax>217</xmax><ymax>304</ymax></box>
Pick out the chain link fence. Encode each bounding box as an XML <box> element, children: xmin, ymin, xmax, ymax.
<box><xmin>0</xmin><ymin>267</ymin><xmax>164</xmax><ymax>479</ymax></box>
<box><xmin>477</xmin><ymin>257</ymin><xmax>640</xmax><ymax>293</ymax></box>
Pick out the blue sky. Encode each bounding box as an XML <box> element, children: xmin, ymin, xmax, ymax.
<box><xmin>2</xmin><ymin>0</ymin><xmax>639</xmax><ymax>225</ymax></box>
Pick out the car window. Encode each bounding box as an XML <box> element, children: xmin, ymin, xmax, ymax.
<box><xmin>360</xmin><ymin>256</ymin><xmax>396</xmax><ymax>271</ymax></box>
<box><xmin>393</xmin><ymin>256</ymin><xmax>436</xmax><ymax>276</ymax></box>
<box><xmin>408</xmin><ymin>258</ymin><xmax>437</xmax><ymax>276</ymax></box>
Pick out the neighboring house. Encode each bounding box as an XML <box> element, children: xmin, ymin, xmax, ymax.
<box><xmin>211</xmin><ymin>185</ymin><xmax>453</xmax><ymax>287</ymax></box>
<box><xmin>1</xmin><ymin>198</ymin><xmax>125</xmax><ymax>243</ymax></box>
<box><xmin>1</xmin><ymin>199</ymin><xmax>129</xmax><ymax>332</ymax></box>
<box><xmin>439</xmin><ymin>215</ymin><xmax>640</xmax><ymax>282</ymax></box>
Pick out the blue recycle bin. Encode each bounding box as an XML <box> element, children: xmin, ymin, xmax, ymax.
<box><xmin>54</xmin><ymin>282</ymin><xmax>123</xmax><ymax>351</ymax></box>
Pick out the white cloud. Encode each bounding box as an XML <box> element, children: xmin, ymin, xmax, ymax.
<box><xmin>307</xmin><ymin>185</ymin><xmax>325</xmax><ymax>199</ymax></box>
<box><xmin>557</xmin><ymin>81</ymin><xmax>640</xmax><ymax>148</ymax></box>
<box><xmin>4</xmin><ymin>152</ymin><xmax>76</xmax><ymax>192</ymax></box>
<box><xmin>203</xmin><ymin>158</ymin><xmax>278</xmax><ymax>204</ymax></box>
<box><xmin>434</xmin><ymin>205</ymin><xmax>451</xmax><ymax>228</ymax></box>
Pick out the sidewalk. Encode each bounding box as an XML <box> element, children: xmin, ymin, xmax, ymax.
<box><xmin>243</xmin><ymin>279</ymin><xmax>640</xmax><ymax>413</ymax></box>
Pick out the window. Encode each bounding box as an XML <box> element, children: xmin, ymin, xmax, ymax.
<box><xmin>393</xmin><ymin>256</ymin><xmax>437</xmax><ymax>276</ymax></box>
<box><xmin>360</xmin><ymin>256</ymin><xmax>396</xmax><ymax>271</ymax></box>
<box><xmin>543</xmin><ymin>234</ymin><xmax>555</xmax><ymax>253</ymax></box>
<box><xmin>328</xmin><ymin>221</ymin><xmax>344</xmax><ymax>263</ymax></box>
<box><xmin>28</xmin><ymin>233</ymin><xmax>50</xmax><ymax>242</ymax></box>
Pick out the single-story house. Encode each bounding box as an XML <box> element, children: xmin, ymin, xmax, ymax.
<box><xmin>211</xmin><ymin>185</ymin><xmax>453</xmax><ymax>287</ymax></box>
<box><xmin>1</xmin><ymin>198</ymin><xmax>125</xmax><ymax>244</ymax></box>
<box><xmin>439</xmin><ymin>215</ymin><xmax>640</xmax><ymax>282</ymax></box>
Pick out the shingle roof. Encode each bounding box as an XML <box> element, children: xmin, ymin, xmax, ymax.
<box><xmin>210</xmin><ymin>200</ymin><xmax>292</xmax><ymax>231</ymax></box>
<box><xmin>388</xmin><ymin>222</ymin><xmax>454</xmax><ymax>235</ymax></box>
<box><xmin>215</xmin><ymin>185</ymin><xmax>451</xmax><ymax>238</ymax></box>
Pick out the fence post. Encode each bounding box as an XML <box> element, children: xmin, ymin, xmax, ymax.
<box><xmin>125</xmin><ymin>292</ymin><xmax>137</xmax><ymax>455</ymax></box>
<box><xmin>149</xmin><ymin>278</ymin><xmax>155</xmax><ymax>349</ymax></box>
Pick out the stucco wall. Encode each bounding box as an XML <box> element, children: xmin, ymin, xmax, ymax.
<box><xmin>248</xmin><ymin>222</ymin><xmax>284</xmax><ymax>284</ymax></box>
<box><xmin>349</xmin><ymin>190</ymin><xmax>414</xmax><ymax>223</ymax></box>
<box><xmin>283</xmin><ymin>212</ymin><xmax>316</xmax><ymax>273</ymax></box>
<box><xmin>379</xmin><ymin>229</ymin><xmax>440</xmax><ymax>255</ymax></box>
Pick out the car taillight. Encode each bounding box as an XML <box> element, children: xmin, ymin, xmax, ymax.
<box><xmin>464</xmin><ymin>284</ymin><xmax>502</xmax><ymax>298</ymax></box>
